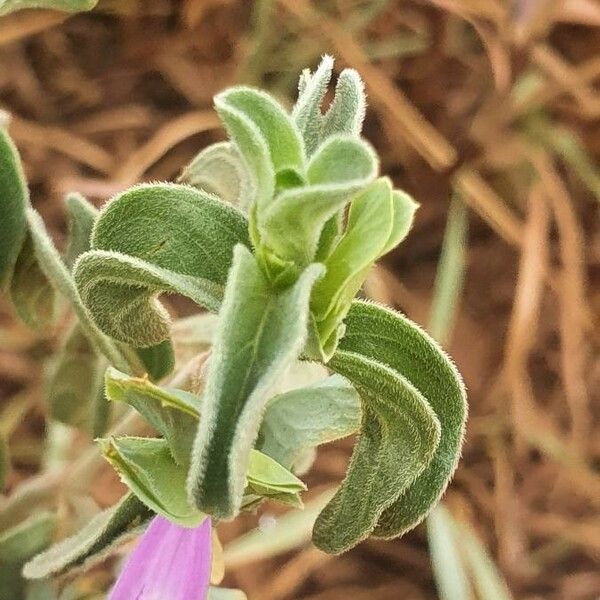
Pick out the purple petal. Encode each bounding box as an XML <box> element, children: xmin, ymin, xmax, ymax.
<box><xmin>109</xmin><ymin>516</ymin><xmax>212</xmax><ymax>600</ymax></box>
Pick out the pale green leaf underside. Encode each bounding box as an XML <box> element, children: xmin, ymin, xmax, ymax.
<box><xmin>0</xmin><ymin>0</ymin><xmax>97</xmax><ymax>15</ymax></box>
<box><xmin>179</xmin><ymin>141</ymin><xmax>250</xmax><ymax>210</ymax></box>
<box><xmin>258</xmin><ymin>374</ymin><xmax>361</xmax><ymax>471</ymax></box>
<box><xmin>105</xmin><ymin>367</ymin><xmax>201</xmax><ymax>466</ymax></box>
<box><xmin>188</xmin><ymin>245</ymin><xmax>323</xmax><ymax>519</ymax></box>
<box><xmin>326</xmin><ymin>300</ymin><xmax>467</xmax><ymax>544</ymax></box>
<box><xmin>100</xmin><ymin>437</ymin><xmax>206</xmax><ymax>527</ymax></box>
<box><xmin>23</xmin><ymin>494</ymin><xmax>151</xmax><ymax>580</ymax></box>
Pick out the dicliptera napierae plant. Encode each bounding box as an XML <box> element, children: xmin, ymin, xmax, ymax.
<box><xmin>1</xmin><ymin>55</ymin><xmax>467</xmax><ymax>594</ymax></box>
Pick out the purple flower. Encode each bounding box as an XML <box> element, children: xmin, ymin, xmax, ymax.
<box><xmin>109</xmin><ymin>516</ymin><xmax>212</xmax><ymax>600</ymax></box>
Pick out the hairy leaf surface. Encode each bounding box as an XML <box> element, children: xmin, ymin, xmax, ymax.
<box><xmin>326</xmin><ymin>301</ymin><xmax>467</xmax><ymax>546</ymax></box>
<box><xmin>179</xmin><ymin>142</ymin><xmax>250</xmax><ymax>210</ymax></box>
<box><xmin>262</xmin><ymin>135</ymin><xmax>377</xmax><ymax>265</ymax></box>
<box><xmin>23</xmin><ymin>494</ymin><xmax>151</xmax><ymax>580</ymax></box>
<box><xmin>188</xmin><ymin>245</ymin><xmax>323</xmax><ymax>519</ymax></box>
<box><xmin>258</xmin><ymin>375</ymin><xmax>361</xmax><ymax>471</ymax></box>
<box><xmin>74</xmin><ymin>183</ymin><xmax>249</xmax><ymax>347</ymax></box>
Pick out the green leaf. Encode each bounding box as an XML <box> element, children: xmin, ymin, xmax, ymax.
<box><xmin>74</xmin><ymin>183</ymin><xmax>249</xmax><ymax>347</ymax></box>
<box><xmin>179</xmin><ymin>142</ymin><xmax>250</xmax><ymax>210</ymax></box>
<box><xmin>321</xmin><ymin>68</ymin><xmax>366</xmax><ymax>141</ymax></box>
<box><xmin>216</xmin><ymin>87</ymin><xmax>305</xmax><ymax>195</ymax></box>
<box><xmin>258</xmin><ymin>375</ymin><xmax>361</xmax><ymax>471</ymax></box>
<box><xmin>101</xmin><ymin>436</ymin><xmax>304</xmax><ymax>527</ymax></box>
<box><xmin>188</xmin><ymin>245</ymin><xmax>323</xmax><ymax>519</ymax></box>
<box><xmin>0</xmin><ymin>512</ymin><xmax>55</xmax><ymax>597</ymax></box>
<box><xmin>245</xmin><ymin>450</ymin><xmax>306</xmax><ymax>508</ymax></box>
<box><xmin>332</xmin><ymin>301</ymin><xmax>467</xmax><ymax>542</ymax></box>
<box><xmin>214</xmin><ymin>94</ymin><xmax>274</xmax><ymax>216</ymax></box>
<box><xmin>99</xmin><ymin>437</ymin><xmax>206</xmax><ymax>528</ymax></box>
<box><xmin>261</xmin><ymin>135</ymin><xmax>377</xmax><ymax>265</ymax></box>
<box><xmin>380</xmin><ymin>189</ymin><xmax>419</xmax><ymax>257</ymax></box>
<box><xmin>9</xmin><ymin>232</ymin><xmax>56</xmax><ymax>329</ymax></box>
<box><xmin>0</xmin><ymin>127</ymin><xmax>27</xmax><ymax>287</ymax></box>
<box><xmin>0</xmin><ymin>0</ymin><xmax>97</xmax><ymax>16</ymax></box>
<box><xmin>63</xmin><ymin>193</ymin><xmax>97</xmax><ymax>271</ymax></box>
<box><xmin>293</xmin><ymin>55</ymin><xmax>334</xmax><ymax>156</ymax></box>
<box><xmin>46</xmin><ymin>323</ymin><xmax>104</xmax><ymax>430</ymax></box>
<box><xmin>23</xmin><ymin>494</ymin><xmax>152</xmax><ymax>580</ymax></box>
<box><xmin>314</xmin><ymin>346</ymin><xmax>440</xmax><ymax>553</ymax></box>
<box><xmin>310</xmin><ymin>178</ymin><xmax>394</xmax><ymax>349</ymax></box>
<box><xmin>24</xmin><ymin>208</ymin><xmax>130</xmax><ymax>373</ymax></box>
<box><xmin>134</xmin><ymin>340</ymin><xmax>175</xmax><ymax>382</ymax></box>
<box><xmin>104</xmin><ymin>367</ymin><xmax>201</xmax><ymax>466</ymax></box>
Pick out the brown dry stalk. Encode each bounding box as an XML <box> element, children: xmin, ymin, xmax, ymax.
<box><xmin>533</xmin><ymin>153</ymin><xmax>591</xmax><ymax>452</ymax></box>
<box><xmin>112</xmin><ymin>110</ymin><xmax>220</xmax><ymax>184</ymax></box>
<box><xmin>8</xmin><ymin>115</ymin><xmax>115</xmax><ymax>174</ymax></box>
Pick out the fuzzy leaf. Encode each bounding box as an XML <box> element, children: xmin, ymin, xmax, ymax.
<box><xmin>310</xmin><ymin>178</ymin><xmax>394</xmax><ymax>350</ymax></box>
<box><xmin>313</xmin><ymin>344</ymin><xmax>441</xmax><ymax>553</ymax></box>
<box><xmin>9</xmin><ymin>232</ymin><xmax>56</xmax><ymax>329</ymax></box>
<box><xmin>380</xmin><ymin>189</ymin><xmax>419</xmax><ymax>257</ymax></box>
<box><xmin>262</xmin><ymin>135</ymin><xmax>377</xmax><ymax>265</ymax></box>
<box><xmin>179</xmin><ymin>142</ymin><xmax>250</xmax><ymax>210</ymax></box>
<box><xmin>292</xmin><ymin>55</ymin><xmax>334</xmax><ymax>156</ymax></box>
<box><xmin>99</xmin><ymin>437</ymin><xmax>206</xmax><ymax>527</ymax></box>
<box><xmin>101</xmin><ymin>436</ymin><xmax>304</xmax><ymax>527</ymax></box>
<box><xmin>0</xmin><ymin>127</ymin><xmax>27</xmax><ymax>286</ymax></box>
<box><xmin>188</xmin><ymin>245</ymin><xmax>323</xmax><ymax>519</ymax></box>
<box><xmin>63</xmin><ymin>192</ymin><xmax>97</xmax><ymax>271</ymax></box>
<box><xmin>258</xmin><ymin>375</ymin><xmax>361</xmax><ymax>471</ymax></box>
<box><xmin>74</xmin><ymin>183</ymin><xmax>249</xmax><ymax>347</ymax></box>
<box><xmin>321</xmin><ymin>68</ymin><xmax>367</xmax><ymax>141</ymax></box>
<box><xmin>135</xmin><ymin>339</ymin><xmax>175</xmax><ymax>382</ymax></box>
<box><xmin>0</xmin><ymin>512</ymin><xmax>56</xmax><ymax>599</ymax></box>
<box><xmin>23</xmin><ymin>494</ymin><xmax>152</xmax><ymax>580</ymax></box>
<box><xmin>26</xmin><ymin>209</ymin><xmax>130</xmax><ymax>372</ymax></box>
<box><xmin>216</xmin><ymin>87</ymin><xmax>305</xmax><ymax>200</ymax></box>
<box><xmin>104</xmin><ymin>367</ymin><xmax>201</xmax><ymax>466</ymax></box>
<box><xmin>0</xmin><ymin>0</ymin><xmax>97</xmax><ymax>15</ymax></box>
<box><xmin>328</xmin><ymin>301</ymin><xmax>467</xmax><ymax>544</ymax></box>
<box><xmin>214</xmin><ymin>94</ymin><xmax>274</xmax><ymax>215</ymax></box>
<box><xmin>46</xmin><ymin>323</ymin><xmax>104</xmax><ymax>430</ymax></box>
<box><xmin>245</xmin><ymin>450</ymin><xmax>306</xmax><ymax>507</ymax></box>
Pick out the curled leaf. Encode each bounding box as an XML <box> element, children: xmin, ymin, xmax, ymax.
<box><xmin>74</xmin><ymin>183</ymin><xmax>249</xmax><ymax>347</ymax></box>
<box><xmin>321</xmin><ymin>300</ymin><xmax>467</xmax><ymax>549</ymax></box>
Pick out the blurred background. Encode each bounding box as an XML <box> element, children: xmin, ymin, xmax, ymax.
<box><xmin>0</xmin><ymin>1</ymin><xmax>598</xmax><ymax>598</ymax></box>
